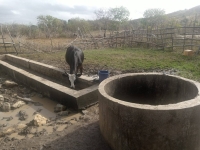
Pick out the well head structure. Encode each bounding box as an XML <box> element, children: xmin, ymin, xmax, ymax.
<box><xmin>98</xmin><ymin>73</ymin><xmax>200</xmax><ymax>150</ymax></box>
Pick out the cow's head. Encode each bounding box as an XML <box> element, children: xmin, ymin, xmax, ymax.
<box><xmin>67</xmin><ymin>73</ymin><xmax>76</xmax><ymax>88</ymax></box>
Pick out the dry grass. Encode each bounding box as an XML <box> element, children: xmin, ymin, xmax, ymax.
<box><xmin>1</xmin><ymin>36</ymin><xmax>76</xmax><ymax>54</ymax></box>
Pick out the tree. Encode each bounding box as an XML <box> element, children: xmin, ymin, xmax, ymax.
<box><xmin>67</xmin><ymin>17</ymin><xmax>91</xmax><ymax>37</ymax></box>
<box><xmin>143</xmin><ymin>8</ymin><xmax>165</xmax><ymax>18</ymax></box>
<box><xmin>109</xmin><ymin>6</ymin><xmax>130</xmax><ymax>22</ymax></box>
<box><xmin>37</xmin><ymin>15</ymin><xmax>63</xmax><ymax>38</ymax></box>
<box><xmin>94</xmin><ymin>8</ymin><xmax>111</xmax><ymax>37</ymax></box>
<box><xmin>95</xmin><ymin>6</ymin><xmax>130</xmax><ymax>36</ymax></box>
<box><xmin>28</xmin><ymin>25</ymin><xmax>39</xmax><ymax>38</ymax></box>
<box><xmin>143</xmin><ymin>8</ymin><xmax>166</xmax><ymax>28</ymax></box>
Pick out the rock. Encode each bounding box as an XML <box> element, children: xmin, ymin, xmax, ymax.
<box><xmin>0</xmin><ymin>95</ymin><xmax>4</xmax><ymax>108</ymax></box>
<box><xmin>54</xmin><ymin>104</ymin><xmax>67</xmax><ymax>112</ymax></box>
<box><xmin>82</xmin><ymin>110</ymin><xmax>89</xmax><ymax>115</ymax></box>
<box><xmin>0</xmin><ymin>124</ymin><xmax>7</xmax><ymax>128</ymax></box>
<box><xmin>0</xmin><ymin>126</ymin><xmax>16</xmax><ymax>137</ymax></box>
<box><xmin>69</xmin><ymin>120</ymin><xmax>77</xmax><ymax>125</ymax></box>
<box><xmin>3</xmin><ymin>124</ymin><xmax>7</xmax><ymax>127</ymax></box>
<box><xmin>0</xmin><ymin>102</ymin><xmax>3</xmax><ymax>108</ymax></box>
<box><xmin>0</xmin><ymin>124</ymin><xmax>27</xmax><ymax>137</ymax></box>
<box><xmin>12</xmin><ymin>101</ymin><xmax>26</xmax><ymax>109</ymax></box>
<box><xmin>2</xmin><ymin>80</ymin><xmax>18</xmax><ymax>88</ymax></box>
<box><xmin>15</xmin><ymin>124</ymin><xmax>27</xmax><ymax>130</ymax></box>
<box><xmin>57</xmin><ymin>110</ymin><xmax>71</xmax><ymax>116</ymax></box>
<box><xmin>12</xmin><ymin>94</ymin><xmax>18</xmax><ymax>98</ymax></box>
<box><xmin>0</xmin><ymin>95</ymin><xmax>4</xmax><ymax>102</ymax></box>
<box><xmin>32</xmin><ymin>114</ymin><xmax>48</xmax><ymax>126</ymax></box>
<box><xmin>2</xmin><ymin>116</ymin><xmax>13</xmax><ymax>121</ymax></box>
<box><xmin>2</xmin><ymin>102</ymin><xmax>11</xmax><ymax>112</ymax></box>
<box><xmin>0</xmin><ymin>89</ymin><xmax>5</xmax><ymax>94</ymax></box>
<box><xmin>79</xmin><ymin>116</ymin><xmax>84</xmax><ymax>120</ymax></box>
<box><xmin>19</xmin><ymin>110</ymin><xmax>28</xmax><ymax>120</ymax></box>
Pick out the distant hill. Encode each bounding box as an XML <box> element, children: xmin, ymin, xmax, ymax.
<box><xmin>167</xmin><ymin>5</ymin><xmax>200</xmax><ymax>18</ymax></box>
<box><xmin>130</xmin><ymin>5</ymin><xmax>200</xmax><ymax>28</ymax></box>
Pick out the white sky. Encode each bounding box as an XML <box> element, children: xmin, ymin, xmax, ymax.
<box><xmin>0</xmin><ymin>0</ymin><xmax>199</xmax><ymax>24</ymax></box>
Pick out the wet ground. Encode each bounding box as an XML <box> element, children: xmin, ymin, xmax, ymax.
<box><xmin>0</xmin><ymin>71</ymin><xmax>111</xmax><ymax>150</ymax></box>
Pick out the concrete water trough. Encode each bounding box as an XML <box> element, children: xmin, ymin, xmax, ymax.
<box><xmin>0</xmin><ymin>54</ymin><xmax>99</xmax><ymax>109</ymax></box>
<box><xmin>98</xmin><ymin>73</ymin><xmax>200</xmax><ymax>150</ymax></box>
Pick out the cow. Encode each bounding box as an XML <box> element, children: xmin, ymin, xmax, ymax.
<box><xmin>65</xmin><ymin>45</ymin><xmax>84</xmax><ymax>88</ymax></box>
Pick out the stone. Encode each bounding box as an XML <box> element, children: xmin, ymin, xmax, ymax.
<box><xmin>0</xmin><ymin>95</ymin><xmax>4</xmax><ymax>108</ymax></box>
<box><xmin>12</xmin><ymin>101</ymin><xmax>26</xmax><ymax>109</ymax></box>
<box><xmin>57</xmin><ymin>110</ymin><xmax>70</xmax><ymax>116</ymax></box>
<box><xmin>0</xmin><ymin>127</ymin><xmax>15</xmax><ymax>137</ymax></box>
<box><xmin>2</xmin><ymin>102</ymin><xmax>11</xmax><ymax>112</ymax></box>
<box><xmin>12</xmin><ymin>94</ymin><xmax>18</xmax><ymax>98</ymax></box>
<box><xmin>0</xmin><ymin>95</ymin><xmax>4</xmax><ymax>102</ymax></box>
<box><xmin>79</xmin><ymin>116</ymin><xmax>84</xmax><ymax>120</ymax></box>
<box><xmin>82</xmin><ymin>110</ymin><xmax>89</xmax><ymax>115</ymax></box>
<box><xmin>32</xmin><ymin>114</ymin><xmax>48</xmax><ymax>126</ymax></box>
<box><xmin>0</xmin><ymin>102</ymin><xmax>3</xmax><ymax>108</ymax></box>
<box><xmin>0</xmin><ymin>124</ymin><xmax>27</xmax><ymax>137</ymax></box>
<box><xmin>2</xmin><ymin>80</ymin><xmax>18</xmax><ymax>88</ymax></box>
<box><xmin>15</xmin><ymin>124</ymin><xmax>27</xmax><ymax>130</ymax></box>
<box><xmin>19</xmin><ymin>110</ymin><xmax>28</xmax><ymax>120</ymax></box>
<box><xmin>69</xmin><ymin>120</ymin><xmax>77</xmax><ymax>125</ymax></box>
<box><xmin>54</xmin><ymin>104</ymin><xmax>67</xmax><ymax>112</ymax></box>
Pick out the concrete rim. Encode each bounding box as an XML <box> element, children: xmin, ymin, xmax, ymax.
<box><xmin>98</xmin><ymin>73</ymin><xmax>200</xmax><ymax>110</ymax></box>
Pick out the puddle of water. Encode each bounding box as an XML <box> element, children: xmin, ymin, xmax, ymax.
<box><xmin>26</xmin><ymin>134</ymin><xmax>34</xmax><ymax>139</ymax></box>
<box><xmin>8</xmin><ymin>132</ymin><xmax>25</xmax><ymax>140</ymax></box>
<box><xmin>0</xmin><ymin>95</ymin><xmax>57</xmax><ymax>130</ymax></box>
<box><xmin>42</xmin><ymin>126</ymin><xmax>53</xmax><ymax>134</ymax></box>
<box><xmin>31</xmin><ymin>95</ymin><xmax>58</xmax><ymax>114</ymax></box>
<box><xmin>0</xmin><ymin>95</ymin><xmax>82</xmax><ymax>140</ymax></box>
<box><xmin>57</xmin><ymin>125</ymin><xmax>67</xmax><ymax>131</ymax></box>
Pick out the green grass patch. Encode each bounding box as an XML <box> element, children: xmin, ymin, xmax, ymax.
<box><xmin>19</xmin><ymin>47</ymin><xmax>200</xmax><ymax>82</ymax></box>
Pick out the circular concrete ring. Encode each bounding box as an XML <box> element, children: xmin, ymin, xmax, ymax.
<box><xmin>98</xmin><ymin>73</ymin><xmax>200</xmax><ymax>150</ymax></box>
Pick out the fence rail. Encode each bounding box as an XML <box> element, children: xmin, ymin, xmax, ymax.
<box><xmin>71</xmin><ymin>26</ymin><xmax>200</xmax><ymax>53</ymax></box>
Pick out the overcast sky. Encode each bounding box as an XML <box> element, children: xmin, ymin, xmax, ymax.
<box><xmin>0</xmin><ymin>0</ymin><xmax>199</xmax><ymax>25</ymax></box>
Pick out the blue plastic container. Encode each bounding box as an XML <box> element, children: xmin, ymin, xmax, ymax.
<box><xmin>98</xmin><ymin>70</ymin><xmax>109</xmax><ymax>82</ymax></box>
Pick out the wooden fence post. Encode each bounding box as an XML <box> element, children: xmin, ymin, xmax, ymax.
<box><xmin>0</xmin><ymin>25</ymin><xmax>7</xmax><ymax>53</ymax></box>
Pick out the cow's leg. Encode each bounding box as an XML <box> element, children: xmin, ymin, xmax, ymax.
<box><xmin>69</xmin><ymin>65</ymin><xmax>74</xmax><ymax>74</ymax></box>
<box><xmin>76</xmin><ymin>64</ymin><xmax>83</xmax><ymax>77</ymax></box>
<box><xmin>68</xmin><ymin>74</ymin><xmax>76</xmax><ymax>88</ymax></box>
<box><xmin>80</xmin><ymin>64</ymin><xmax>83</xmax><ymax>75</ymax></box>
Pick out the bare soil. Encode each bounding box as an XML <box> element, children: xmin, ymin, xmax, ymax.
<box><xmin>0</xmin><ymin>71</ymin><xmax>111</xmax><ymax>150</ymax></box>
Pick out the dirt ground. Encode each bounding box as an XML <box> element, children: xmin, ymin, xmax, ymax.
<box><xmin>0</xmin><ymin>71</ymin><xmax>111</xmax><ymax>150</ymax></box>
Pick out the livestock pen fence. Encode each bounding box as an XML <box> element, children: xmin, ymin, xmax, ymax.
<box><xmin>72</xmin><ymin>26</ymin><xmax>200</xmax><ymax>53</ymax></box>
<box><xmin>0</xmin><ymin>25</ymin><xmax>18</xmax><ymax>54</ymax></box>
<box><xmin>1</xmin><ymin>24</ymin><xmax>200</xmax><ymax>55</ymax></box>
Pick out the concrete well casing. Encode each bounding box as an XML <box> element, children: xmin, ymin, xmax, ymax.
<box><xmin>98</xmin><ymin>73</ymin><xmax>200</xmax><ymax>150</ymax></box>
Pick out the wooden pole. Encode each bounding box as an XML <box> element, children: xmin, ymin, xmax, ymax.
<box><xmin>183</xmin><ymin>24</ymin><xmax>186</xmax><ymax>52</ymax></box>
<box><xmin>160</xmin><ymin>27</ymin><xmax>164</xmax><ymax>50</ymax></box>
<box><xmin>0</xmin><ymin>25</ymin><xmax>7</xmax><ymax>53</ymax></box>
<box><xmin>191</xmin><ymin>14</ymin><xmax>197</xmax><ymax>51</ymax></box>
<box><xmin>6</xmin><ymin>25</ymin><xmax>18</xmax><ymax>55</ymax></box>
